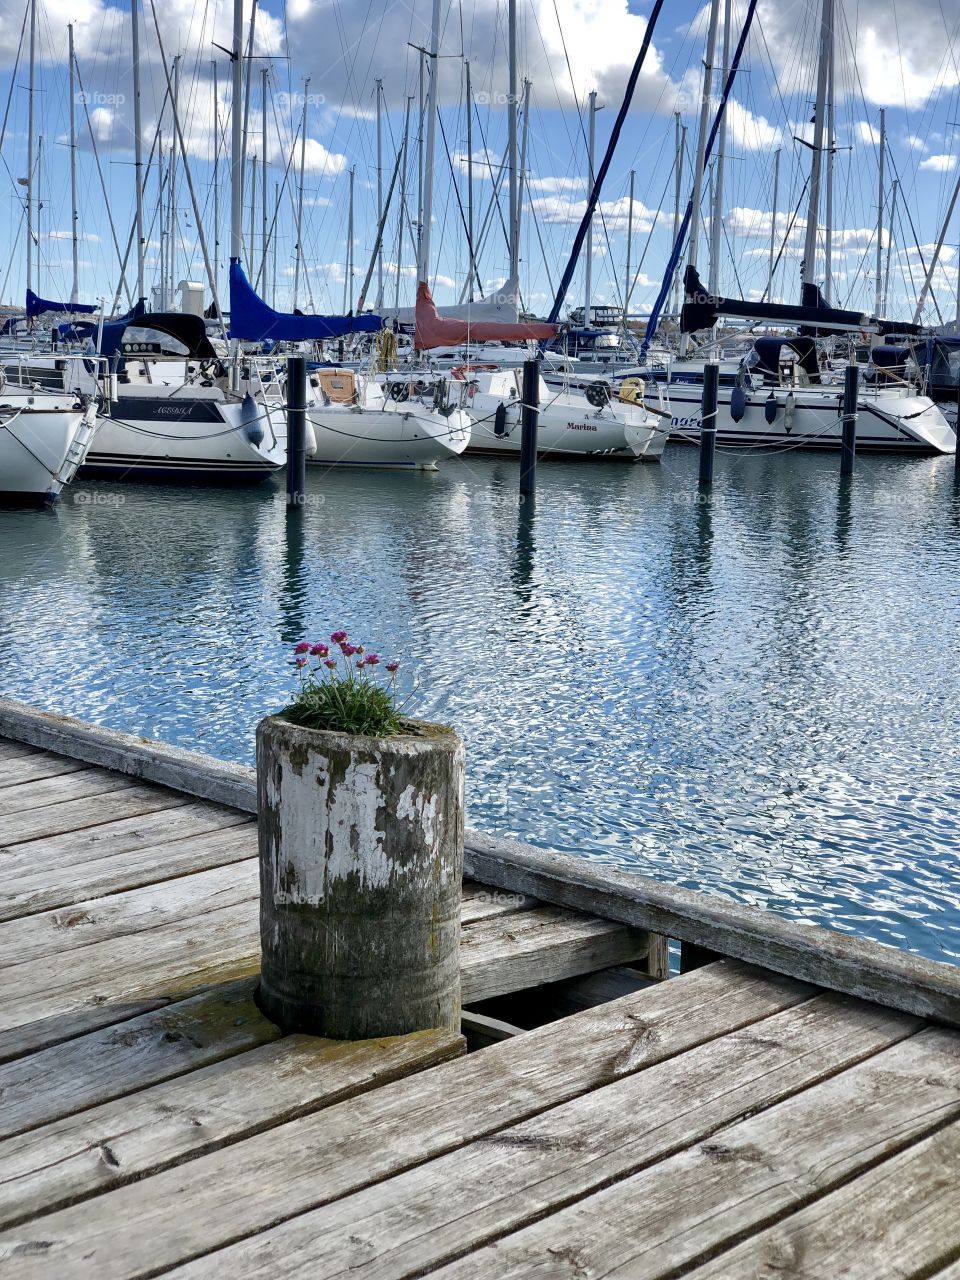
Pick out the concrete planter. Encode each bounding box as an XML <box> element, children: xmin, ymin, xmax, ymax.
<box><xmin>256</xmin><ymin>714</ymin><xmax>465</xmax><ymax>1039</ymax></box>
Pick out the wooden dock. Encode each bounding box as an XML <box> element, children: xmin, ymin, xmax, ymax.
<box><xmin>2</xmin><ymin>699</ymin><xmax>960</xmax><ymax>1278</ymax></box>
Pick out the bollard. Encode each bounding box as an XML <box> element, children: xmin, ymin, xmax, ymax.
<box><xmin>257</xmin><ymin>715</ymin><xmax>465</xmax><ymax>1039</ymax></box>
<box><xmin>841</xmin><ymin>362</ymin><xmax>858</xmax><ymax>478</ymax></box>
<box><xmin>286</xmin><ymin>355</ymin><xmax>307</xmax><ymax>506</ymax></box>
<box><xmin>519</xmin><ymin>357</ymin><xmax>540</xmax><ymax>498</ymax></box>
<box><xmin>698</xmin><ymin>362</ymin><xmax>719</xmax><ymax>487</ymax></box>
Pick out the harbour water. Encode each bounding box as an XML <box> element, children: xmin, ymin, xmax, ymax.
<box><xmin>2</xmin><ymin>447</ymin><xmax>959</xmax><ymax>963</ymax></box>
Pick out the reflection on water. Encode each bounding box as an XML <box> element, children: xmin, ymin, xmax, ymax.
<box><xmin>2</xmin><ymin>448</ymin><xmax>959</xmax><ymax>963</ymax></box>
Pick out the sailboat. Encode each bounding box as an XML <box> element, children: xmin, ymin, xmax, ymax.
<box><xmin>0</xmin><ymin>0</ymin><xmax>103</xmax><ymax>504</ymax></box>
<box><xmin>642</xmin><ymin>0</ymin><xmax>956</xmax><ymax>456</ymax></box>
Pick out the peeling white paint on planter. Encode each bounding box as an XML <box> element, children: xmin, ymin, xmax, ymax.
<box><xmin>257</xmin><ymin>715</ymin><xmax>465</xmax><ymax>1039</ymax></box>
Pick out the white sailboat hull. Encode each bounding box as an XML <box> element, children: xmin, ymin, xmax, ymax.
<box><xmin>81</xmin><ymin>390</ymin><xmax>288</xmax><ymax>480</ymax></box>
<box><xmin>661</xmin><ymin>383</ymin><xmax>957</xmax><ymax>454</ymax></box>
<box><xmin>306</xmin><ymin>403</ymin><xmax>472</xmax><ymax>469</ymax></box>
<box><xmin>0</xmin><ymin>396</ymin><xmax>98</xmax><ymax>505</ymax></box>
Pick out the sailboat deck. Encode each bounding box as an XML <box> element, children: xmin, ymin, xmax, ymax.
<box><xmin>1</xmin><ymin>717</ymin><xmax>960</xmax><ymax>1278</ymax></box>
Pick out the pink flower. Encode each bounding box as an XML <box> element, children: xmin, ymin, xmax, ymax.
<box><xmin>323</xmin><ymin>658</ymin><xmax>337</xmax><ymax>669</ymax></box>
<box><xmin>385</xmin><ymin>660</ymin><xmax>400</xmax><ymax>673</ymax></box>
<box><xmin>330</xmin><ymin>630</ymin><xmax>348</xmax><ymax>644</ymax></box>
<box><xmin>310</xmin><ymin>643</ymin><xmax>329</xmax><ymax>657</ymax></box>
<box><xmin>293</xmin><ymin>641</ymin><xmax>311</xmax><ymax>654</ymax></box>
<box><xmin>340</xmin><ymin>642</ymin><xmax>357</xmax><ymax>657</ymax></box>
<box><xmin>294</xmin><ymin>657</ymin><xmax>308</xmax><ymax>669</ymax></box>
<box><xmin>365</xmin><ymin>653</ymin><xmax>380</xmax><ymax>665</ymax></box>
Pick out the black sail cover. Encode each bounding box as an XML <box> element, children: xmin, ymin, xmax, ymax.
<box><xmin>679</xmin><ymin>266</ymin><xmax>922</xmax><ymax>337</ymax></box>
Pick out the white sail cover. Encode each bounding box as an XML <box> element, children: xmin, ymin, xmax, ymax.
<box><xmin>383</xmin><ymin>274</ymin><xmax>520</xmax><ymax>326</ymax></box>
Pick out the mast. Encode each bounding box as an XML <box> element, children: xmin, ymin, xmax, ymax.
<box><xmin>874</xmin><ymin>108</ymin><xmax>886</xmax><ymax>315</ymax></box>
<box><xmin>516</xmin><ymin>77</ymin><xmax>531</xmax><ymax>280</ymax></box>
<box><xmin>169</xmin><ymin>54</ymin><xmax>180</xmax><ymax>305</ymax></box>
<box><xmin>230</xmin><ymin>0</ymin><xmax>243</xmax><ymax>269</ymax></box>
<box><xmin>417</xmin><ymin>49</ymin><xmax>425</xmax><ymax>271</ymax></box>
<box><xmin>679</xmin><ymin>0</ymin><xmax>720</xmax><ymax>353</ymax></box>
<box><xmin>465</xmin><ymin>61</ymin><xmax>474</xmax><ymax>301</ymax></box>
<box><xmin>261</xmin><ymin>67</ymin><xmax>268</xmax><ymax>289</ymax></box>
<box><xmin>507</xmin><ymin>0</ymin><xmax>519</xmax><ymax>281</ymax></box>
<box><xmin>375</xmin><ymin>78</ymin><xmax>384</xmax><ymax>307</ymax></box>
<box><xmin>418</xmin><ymin>0</ymin><xmax>441</xmax><ymax>282</ymax></box>
<box><xmin>130</xmin><ymin>0</ymin><xmax>146</xmax><ymax>301</ymax></box>
<box><xmin>913</xmin><ymin>165</ymin><xmax>960</xmax><ymax>324</ymax></box>
<box><xmin>707</xmin><ymin>0</ymin><xmax>731</xmax><ymax>299</ymax></box>
<box><xmin>670</xmin><ymin>113</ymin><xmax>685</xmax><ymax>316</ymax></box>
<box><xmin>68</xmin><ymin>24</ymin><xmax>79</xmax><ymax>306</ymax></box>
<box><xmin>25</xmin><ymin>0</ymin><xmax>35</xmax><ymax>299</ymax></box>
<box><xmin>343</xmin><ymin>165</ymin><xmax>354</xmax><ymax>312</ymax></box>
<box><xmin>624</xmin><ymin>168</ymin><xmax>634</xmax><ymax>328</ymax></box>
<box><xmin>292</xmin><ymin>79</ymin><xmax>308</xmax><ymax>310</ymax></box>
<box><xmin>583</xmin><ymin>89</ymin><xmax>597</xmax><ymax>324</ymax></box>
<box><xmin>396</xmin><ymin>95</ymin><xmax>412</xmax><ymax>310</ymax></box>
<box><xmin>271</xmin><ymin>179</ymin><xmax>279</xmax><ymax>306</ymax></box>
<box><xmin>767</xmin><ymin>146</ymin><xmax>780</xmax><ymax>300</ymax></box>
<box><xmin>212</xmin><ymin>62</ymin><xmax>220</xmax><ymax>303</ymax></box>
<box><xmin>801</xmin><ymin>0</ymin><xmax>832</xmax><ymax>292</ymax></box>
<box><xmin>249</xmin><ymin>154</ymin><xmax>257</xmax><ymax>276</ymax></box>
<box><xmin>883</xmin><ymin>176</ymin><xmax>896</xmax><ymax>320</ymax></box>
<box><xmin>823</xmin><ymin>24</ymin><xmax>835</xmax><ymax>302</ymax></box>
<box><xmin>158</xmin><ymin>130</ymin><xmax>165</xmax><ymax>308</ymax></box>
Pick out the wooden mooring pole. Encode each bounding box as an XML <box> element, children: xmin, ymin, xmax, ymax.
<box><xmin>519</xmin><ymin>357</ymin><xmax>539</xmax><ymax>498</ymax></box>
<box><xmin>286</xmin><ymin>354</ymin><xmax>307</xmax><ymax>506</ymax></box>
<box><xmin>698</xmin><ymin>362</ymin><xmax>719</xmax><ymax>487</ymax></box>
<box><xmin>841</xmin><ymin>362</ymin><xmax>858</xmax><ymax>478</ymax></box>
<box><xmin>257</xmin><ymin>715</ymin><xmax>465</xmax><ymax>1039</ymax></box>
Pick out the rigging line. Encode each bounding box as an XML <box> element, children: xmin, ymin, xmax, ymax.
<box><xmin>0</xmin><ymin>0</ymin><xmax>29</xmax><ymax>197</ymax></box>
<box><xmin>761</xmin><ymin>177</ymin><xmax>810</xmax><ymax>303</ymax></box>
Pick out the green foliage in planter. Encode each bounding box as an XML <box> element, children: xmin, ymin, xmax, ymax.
<box><xmin>284</xmin><ymin>632</ymin><xmax>406</xmax><ymax>736</ymax></box>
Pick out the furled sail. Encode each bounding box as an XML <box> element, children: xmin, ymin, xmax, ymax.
<box><xmin>414</xmin><ymin>281</ymin><xmax>557</xmax><ymax>350</ymax></box>
<box><xmin>680</xmin><ymin>266</ymin><xmax>923</xmax><ymax>338</ymax></box>
<box><xmin>228</xmin><ymin>261</ymin><xmax>382</xmax><ymax>341</ymax></box>
<box><xmin>26</xmin><ymin>289</ymin><xmax>97</xmax><ymax>318</ymax></box>
<box><xmin>384</xmin><ymin>274</ymin><xmax>521</xmax><ymax>327</ymax></box>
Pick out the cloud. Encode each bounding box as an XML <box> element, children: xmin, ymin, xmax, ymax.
<box><xmin>855</xmin><ymin>121</ymin><xmax>880</xmax><ymax>146</ymax></box>
<box><xmin>48</xmin><ymin>230</ymin><xmax>102</xmax><ymax>243</ymax></box>
<box><xmin>920</xmin><ymin>154</ymin><xmax>957</xmax><ymax>172</ymax></box>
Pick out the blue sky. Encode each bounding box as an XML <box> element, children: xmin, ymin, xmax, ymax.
<box><xmin>1</xmin><ymin>0</ymin><xmax>960</xmax><ymax>322</ymax></box>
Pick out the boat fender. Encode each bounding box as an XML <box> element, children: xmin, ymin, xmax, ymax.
<box><xmin>784</xmin><ymin>391</ymin><xmax>796</xmax><ymax>434</ymax></box>
<box><xmin>585</xmin><ymin>381</ymin><xmax>611</xmax><ymax>409</ymax></box>
<box><xmin>240</xmin><ymin>392</ymin><xmax>264</xmax><ymax>447</ymax></box>
<box><xmin>494</xmin><ymin>403</ymin><xmax>508</xmax><ymax>437</ymax></box>
<box><xmin>764</xmin><ymin>392</ymin><xmax>778</xmax><ymax>424</ymax></box>
<box><xmin>388</xmin><ymin>381</ymin><xmax>410</xmax><ymax>402</ymax></box>
<box><xmin>730</xmin><ymin>384</ymin><xmax>747</xmax><ymax>423</ymax></box>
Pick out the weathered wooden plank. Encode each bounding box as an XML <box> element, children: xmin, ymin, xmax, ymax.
<box><xmin>464</xmin><ymin>830</ymin><xmax>960</xmax><ymax>1026</ymax></box>
<box><xmin>460</xmin><ymin>906</ymin><xmax>649</xmax><ymax>1004</ymax></box>
<box><xmin>0</xmin><ymin>901</ymin><xmax>262</xmax><ymax>1060</ymax></box>
<box><xmin>165</xmin><ymin>993</ymin><xmax>919</xmax><ymax>1280</ymax></box>
<box><xmin>424</xmin><ymin>1024</ymin><xmax>960</xmax><ymax>1280</ymax></box>
<box><xmin>0</xmin><ymin>742</ymin><xmax>41</xmax><ymax>764</ymax></box>
<box><xmin>686</xmin><ymin>1117</ymin><xmax>960</xmax><ymax>1280</ymax></box>
<box><xmin>0</xmin><ymin>861</ymin><xmax>259</xmax><ymax>968</ymax></box>
<box><xmin>0</xmin><ymin>816</ymin><xmax>254</xmax><ymax>923</ymax></box>
<box><xmin>0</xmin><ymin>1029</ymin><xmax>465</xmax><ymax>1230</ymax></box>
<box><xmin>460</xmin><ymin>1010</ymin><xmax>524</xmax><ymax>1050</ymax></box>
<box><xmin>0</xmin><ymin>979</ymin><xmax>276</xmax><ymax>1139</ymax></box>
<box><xmin>0</xmin><ymin>705</ymin><xmax>256</xmax><ymax>812</ymax></box>
<box><xmin>0</xmin><ymin>753</ymin><xmax>85</xmax><ymax>789</ymax></box>
<box><xmin>0</xmin><ymin>786</ymin><xmax>189</xmax><ymax>850</ymax></box>
<box><xmin>460</xmin><ymin>882</ymin><xmax>539</xmax><ymax>923</ymax></box>
<box><xmin>0</xmin><ymin>768</ymin><xmax>138</xmax><ymax>817</ymax></box>
<box><xmin>0</xmin><ymin>962</ymin><xmax>813</xmax><ymax>1279</ymax></box>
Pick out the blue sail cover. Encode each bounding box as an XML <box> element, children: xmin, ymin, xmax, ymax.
<box><xmin>228</xmin><ymin>260</ymin><xmax>382</xmax><ymax>341</ymax></box>
<box><xmin>26</xmin><ymin>289</ymin><xmax>98</xmax><ymax>318</ymax></box>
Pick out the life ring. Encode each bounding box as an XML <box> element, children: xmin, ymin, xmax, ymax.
<box><xmin>388</xmin><ymin>381</ymin><xmax>410</xmax><ymax>402</ymax></box>
<box><xmin>450</xmin><ymin>362</ymin><xmax>499</xmax><ymax>380</ymax></box>
<box><xmin>585</xmin><ymin>381</ymin><xmax>611</xmax><ymax>409</ymax></box>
